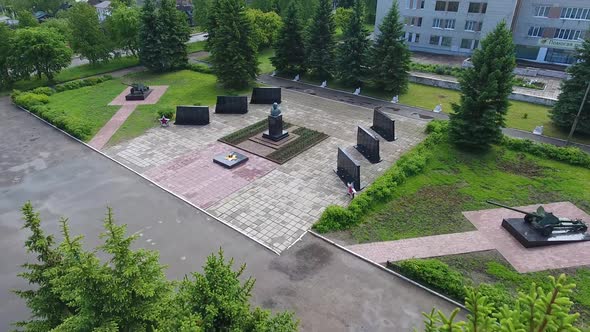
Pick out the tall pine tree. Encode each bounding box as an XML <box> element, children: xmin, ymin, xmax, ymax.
<box><xmin>205</xmin><ymin>0</ymin><xmax>221</xmax><ymax>50</ymax></box>
<box><xmin>449</xmin><ymin>21</ymin><xmax>516</xmax><ymax>149</ymax></box>
<box><xmin>210</xmin><ymin>0</ymin><xmax>258</xmax><ymax>89</ymax></box>
<box><xmin>336</xmin><ymin>0</ymin><xmax>370</xmax><ymax>86</ymax></box>
<box><xmin>305</xmin><ymin>0</ymin><xmax>335</xmax><ymax>80</ymax></box>
<box><xmin>551</xmin><ymin>38</ymin><xmax>590</xmax><ymax>135</ymax></box>
<box><xmin>139</xmin><ymin>0</ymin><xmax>190</xmax><ymax>72</ymax></box>
<box><xmin>271</xmin><ymin>2</ymin><xmax>305</xmax><ymax>76</ymax></box>
<box><xmin>369</xmin><ymin>1</ymin><xmax>410</xmax><ymax>94</ymax></box>
<box><xmin>13</xmin><ymin>202</ymin><xmax>71</xmax><ymax>331</ymax></box>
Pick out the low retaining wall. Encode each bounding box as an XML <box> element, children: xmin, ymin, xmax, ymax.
<box><xmin>409</xmin><ymin>74</ymin><xmax>556</xmax><ymax>106</ymax></box>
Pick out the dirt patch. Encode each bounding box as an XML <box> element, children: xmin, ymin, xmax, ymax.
<box><xmin>497</xmin><ymin>152</ymin><xmax>545</xmax><ymax>177</ymax></box>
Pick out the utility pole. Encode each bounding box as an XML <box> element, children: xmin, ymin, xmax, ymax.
<box><xmin>566</xmin><ymin>81</ymin><xmax>590</xmax><ymax>146</ymax></box>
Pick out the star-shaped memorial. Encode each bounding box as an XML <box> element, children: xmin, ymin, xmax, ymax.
<box><xmin>159</xmin><ymin>116</ymin><xmax>170</xmax><ymax>127</ymax></box>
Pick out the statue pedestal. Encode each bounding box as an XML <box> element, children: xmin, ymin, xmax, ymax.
<box><xmin>263</xmin><ymin>115</ymin><xmax>289</xmax><ymax>142</ymax></box>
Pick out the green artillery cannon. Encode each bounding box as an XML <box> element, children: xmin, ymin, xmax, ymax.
<box><xmin>129</xmin><ymin>83</ymin><xmax>149</xmax><ymax>94</ymax></box>
<box><xmin>487</xmin><ymin>201</ymin><xmax>588</xmax><ymax>237</ymax></box>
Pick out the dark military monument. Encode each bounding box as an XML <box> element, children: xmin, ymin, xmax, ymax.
<box><xmin>125</xmin><ymin>83</ymin><xmax>152</xmax><ymax>101</ymax></box>
<box><xmin>355</xmin><ymin>126</ymin><xmax>381</xmax><ymax>163</ymax></box>
<box><xmin>371</xmin><ymin>108</ymin><xmax>397</xmax><ymax>142</ymax></box>
<box><xmin>250</xmin><ymin>87</ymin><xmax>282</xmax><ymax>104</ymax></box>
<box><xmin>215</xmin><ymin>96</ymin><xmax>248</xmax><ymax>114</ymax></box>
<box><xmin>213</xmin><ymin>151</ymin><xmax>249</xmax><ymax>169</ymax></box>
<box><xmin>263</xmin><ymin>102</ymin><xmax>289</xmax><ymax>142</ymax></box>
<box><xmin>175</xmin><ymin>106</ymin><xmax>210</xmax><ymax>125</ymax></box>
<box><xmin>335</xmin><ymin>148</ymin><xmax>361</xmax><ymax>192</ymax></box>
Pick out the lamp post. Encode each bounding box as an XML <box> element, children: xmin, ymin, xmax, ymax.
<box><xmin>566</xmin><ymin>81</ymin><xmax>590</xmax><ymax>146</ymax></box>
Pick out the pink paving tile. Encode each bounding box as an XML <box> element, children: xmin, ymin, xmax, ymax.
<box><xmin>464</xmin><ymin>202</ymin><xmax>590</xmax><ymax>273</ymax></box>
<box><xmin>89</xmin><ymin>104</ymin><xmax>137</xmax><ymax>150</ymax></box>
<box><xmin>143</xmin><ymin>142</ymin><xmax>278</xmax><ymax>208</ymax></box>
<box><xmin>347</xmin><ymin>231</ymin><xmax>495</xmax><ymax>264</ymax></box>
<box><xmin>108</xmin><ymin>86</ymin><xmax>169</xmax><ymax>106</ymax></box>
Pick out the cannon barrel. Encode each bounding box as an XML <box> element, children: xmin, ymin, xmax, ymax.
<box><xmin>486</xmin><ymin>200</ymin><xmax>537</xmax><ymax>216</ymax></box>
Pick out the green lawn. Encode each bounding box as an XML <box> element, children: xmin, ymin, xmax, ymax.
<box><xmin>347</xmin><ymin>141</ymin><xmax>590</xmax><ymax>243</ymax></box>
<box><xmin>45</xmin><ymin>80</ymin><xmax>125</xmax><ymax>141</ymax></box>
<box><xmin>187</xmin><ymin>41</ymin><xmax>206</xmax><ymax>54</ymax></box>
<box><xmin>2</xmin><ymin>57</ymin><xmax>140</xmax><ymax>95</ymax></box>
<box><xmin>258</xmin><ymin>48</ymin><xmax>275</xmax><ymax>74</ymax></box>
<box><xmin>106</xmin><ymin>70</ymin><xmax>248</xmax><ymax>146</ymax></box>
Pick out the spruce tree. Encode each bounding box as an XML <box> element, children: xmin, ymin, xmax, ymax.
<box><xmin>204</xmin><ymin>0</ymin><xmax>221</xmax><ymax>50</ymax></box>
<box><xmin>13</xmin><ymin>202</ymin><xmax>71</xmax><ymax>331</ymax></box>
<box><xmin>210</xmin><ymin>0</ymin><xmax>258</xmax><ymax>89</ymax></box>
<box><xmin>271</xmin><ymin>2</ymin><xmax>305</xmax><ymax>76</ymax></box>
<box><xmin>551</xmin><ymin>38</ymin><xmax>590</xmax><ymax>135</ymax></box>
<box><xmin>369</xmin><ymin>1</ymin><xmax>410</xmax><ymax>94</ymax></box>
<box><xmin>158</xmin><ymin>0</ymin><xmax>190</xmax><ymax>70</ymax></box>
<box><xmin>139</xmin><ymin>0</ymin><xmax>189</xmax><ymax>72</ymax></box>
<box><xmin>138</xmin><ymin>0</ymin><xmax>160</xmax><ymax>70</ymax></box>
<box><xmin>305</xmin><ymin>0</ymin><xmax>335</xmax><ymax>80</ymax></box>
<box><xmin>336</xmin><ymin>0</ymin><xmax>370</xmax><ymax>86</ymax></box>
<box><xmin>448</xmin><ymin>21</ymin><xmax>516</xmax><ymax>149</ymax></box>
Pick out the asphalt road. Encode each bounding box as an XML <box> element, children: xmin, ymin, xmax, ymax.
<box><xmin>0</xmin><ymin>96</ymin><xmax>459</xmax><ymax>331</ymax></box>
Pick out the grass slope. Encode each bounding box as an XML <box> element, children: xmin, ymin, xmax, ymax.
<box><xmin>347</xmin><ymin>141</ymin><xmax>590</xmax><ymax>243</ymax></box>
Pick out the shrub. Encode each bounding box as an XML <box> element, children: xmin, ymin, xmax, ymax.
<box><xmin>31</xmin><ymin>87</ymin><xmax>55</xmax><ymax>96</ymax></box>
<box><xmin>312</xmin><ymin>206</ymin><xmax>354</xmax><ymax>233</ymax></box>
<box><xmin>410</xmin><ymin>62</ymin><xmax>463</xmax><ymax>77</ymax></box>
<box><xmin>476</xmin><ymin>283</ymin><xmax>514</xmax><ymax>307</ymax></box>
<box><xmin>156</xmin><ymin>108</ymin><xmax>175</xmax><ymax>120</ymax></box>
<box><xmin>13</xmin><ymin>92</ymin><xmax>50</xmax><ymax>109</ymax></box>
<box><xmin>187</xmin><ymin>63</ymin><xmax>213</xmax><ymax>74</ymax></box>
<box><xmin>425</xmin><ymin>119</ymin><xmax>449</xmax><ymax>134</ymax></box>
<box><xmin>500</xmin><ymin>136</ymin><xmax>590</xmax><ymax>168</ymax></box>
<box><xmin>54</xmin><ymin>75</ymin><xmax>113</xmax><ymax>93</ymax></box>
<box><xmin>389</xmin><ymin>259</ymin><xmax>467</xmax><ymax>301</ymax></box>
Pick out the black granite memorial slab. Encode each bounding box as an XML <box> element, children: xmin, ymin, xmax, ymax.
<box><xmin>250</xmin><ymin>87</ymin><xmax>281</xmax><ymax>104</ymax></box>
<box><xmin>371</xmin><ymin>108</ymin><xmax>396</xmax><ymax>141</ymax></box>
<box><xmin>502</xmin><ymin>218</ymin><xmax>590</xmax><ymax>248</ymax></box>
<box><xmin>215</xmin><ymin>96</ymin><xmax>248</xmax><ymax>114</ymax></box>
<box><xmin>355</xmin><ymin>126</ymin><xmax>381</xmax><ymax>163</ymax></box>
<box><xmin>262</xmin><ymin>114</ymin><xmax>289</xmax><ymax>141</ymax></box>
<box><xmin>335</xmin><ymin>148</ymin><xmax>361</xmax><ymax>192</ymax></box>
<box><xmin>175</xmin><ymin>106</ymin><xmax>210</xmax><ymax>125</ymax></box>
<box><xmin>213</xmin><ymin>151</ymin><xmax>249</xmax><ymax>169</ymax></box>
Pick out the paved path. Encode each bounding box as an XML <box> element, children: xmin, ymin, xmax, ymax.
<box><xmin>346</xmin><ymin>202</ymin><xmax>590</xmax><ymax>273</ymax></box>
<box><xmin>106</xmin><ymin>91</ymin><xmax>427</xmax><ymax>252</ymax></box>
<box><xmin>259</xmin><ymin>75</ymin><xmax>590</xmax><ymax>154</ymax></box>
<box><xmin>0</xmin><ymin>96</ymin><xmax>460</xmax><ymax>331</ymax></box>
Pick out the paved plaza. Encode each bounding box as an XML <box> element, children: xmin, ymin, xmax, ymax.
<box><xmin>105</xmin><ymin>90</ymin><xmax>427</xmax><ymax>252</ymax></box>
<box><xmin>348</xmin><ymin>202</ymin><xmax>590</xmax><ymax>273</ymax></box>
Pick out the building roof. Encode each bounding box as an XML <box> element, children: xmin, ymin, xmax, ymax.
<box><xmin>94</xmin><ymin>1</ymin><xmax>111</xmax><ymax>9</ymax></box>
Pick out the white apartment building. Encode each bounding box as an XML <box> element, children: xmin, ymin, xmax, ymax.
<box><xmin>374</xmin><ymin>0</ymin><xmax>590</xmax><ymax>66</ymax></box>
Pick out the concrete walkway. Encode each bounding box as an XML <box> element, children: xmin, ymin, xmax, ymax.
<box><xmin>259</xmin><ymin>75</ymin><xmax>590</xmax><ymax>154</ymax></box>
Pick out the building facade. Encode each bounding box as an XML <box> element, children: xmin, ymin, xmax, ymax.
<box><xmin>374</xmin><ymin>0</ymin><xmax>590</xmax><ymax>66</ymax></box>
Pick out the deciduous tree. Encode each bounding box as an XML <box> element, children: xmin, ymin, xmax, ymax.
<box><xmin>105</xmin><ymin>5</ymin><xmax>140</xmax><ymax>56</ymax></box>
<box><xmin>551</xmin><ymin>38</ymin><xmax>590</xmax><ymax>135</ymax></box>
<box><xmin>17</xmin><ymin>10</ymin><xmax>39</xmax><ymax>28</ymax></box>
<box><xmin>0</xmin><ymin>24</ymin><xmax>13</xmax><ymax>88</ymax></box>
<box><xmin>448</xmin><ymin>21</ymin><xmax>516</xmax><ymax>149</ymax></box>
<box><xmin>68</xmin><ymin>2</ymin><xmax>112</xmax><ymax>64</ymax></box>
<box><xmin>368</xmin><ymin>1</ymin><xmax>410</xmax><ymax>94</ymax></box>
<box><xmin>305</xmin><ymin>0</ymin><xmax>335</xmax><ymax>80</ymax></box>
<box><xmin>336</xmin><ymin>0</ymin><xmax>369</xmax><ymax>86</ymax></box>
<box><xmin>9</xmin><ymin>27</ymin><xmax>72</xmax><ymax>81</ymax></box>
<box><xmin>271</xmin><ymin>2</ymin><xmax>305</xmax><ymax>76</ymax></box>
<box><xmin>209</xmin><ymin>0</ymin><xmax>258</xmax><ymax>89</ymax></box>
<box><xmin>245</xmin><ymin>8</ymin><xmax>282</xmax><ymax>50</ymax></box>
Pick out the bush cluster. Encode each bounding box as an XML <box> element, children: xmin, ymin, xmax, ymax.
<box><xmin>410</xmin><ymin>62</ymin><xmax>464</xmax><ymax>77</ymax></box>
<box><xmin>389</xmin><ymin>259</ymin><xmax>467</xmax><ymax>301</ymax></box>
<box><xmin>266</xmin><ymin>127</ymin><xmax>328</xmax><ymax>163</ymax></box>
<box><xmin>54</xmin><ymin>75</ymin><xmax>113</xmax><ymax>92</ymax></box>
<box><xmin>156</xmin><ymin>108</ymin><xmax>175</xmax><ymax>120</ymax></box>
<box><xmin>312</xmin><ymin>120</ymin><xmax>448</xmax><ymax>233</ymax></box>
<box><xmin>11</xmin><ymin>89</ymin><xmax>92</xmax><ymax>140</ymax></box>
<box><xmin>500</xmin><ymin>136</ymin><xmax>590</xmax><ymax>168</ymax></box>
<box><xmin>187</xmin><ymin>63</ymin><xmax>213</xmax><ymax>75</ymax></box>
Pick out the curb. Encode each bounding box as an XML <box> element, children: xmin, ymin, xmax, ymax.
<box><xmin>503</xmin><ymin>127</ymin><xmax>590</xmax><ymax>151</ymax></box>
<box><xmin>307</xmin><ymin>230</ymin><xmax>468</xmax><ymax>311</ymax></box>
<box><xmin>13</xmin><ymin>103</ymin><xmax>281</xmax><ymax>256</ymax></box>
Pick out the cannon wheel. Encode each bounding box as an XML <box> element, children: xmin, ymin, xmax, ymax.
<box><xmin>542</xmin><ymin>226</ymin><xmax>553</xmax><ymax>237</ymax></box>
<box><xmin>580</xmin><ymin>225</ymin><xmax>588</xmax><ymax>233</ymax></box>
<box><xmin>524</xmin><ymin>215</ymin><xmax>534</xmax><ymax>223</ymax></box>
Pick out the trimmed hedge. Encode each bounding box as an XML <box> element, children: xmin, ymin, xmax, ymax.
<box><xmin>54</xmin><ymin>75</ymin><xmax>113</xmax><ymax>93</ymax></box>
<box><xmin>388</xmin><ymin>259</ymin><xmax>467</xmax><ymax>301</ymax></box>
<box><xmin>187</xmin><ymin>63</ymin><xmax>213</xmax><ymax>75</ymax></box>
<box><xmin>266</xmin><ymin>127</ymin><xmax>328</xmax><ymax>163</ymax></box>
<box><xmin>410</xmin><ymin>62</ymin><xmax>464</xmax><ymax>77</ymax></box>
<box><xmin>313</xmin><ymin>120</ymin><xmax>446</xmax><ymax>233</ymax></box>
<box><xmin>500</xmin><ymin>136</ymin><xmax>590</xmax><ymax>169</ymax></box>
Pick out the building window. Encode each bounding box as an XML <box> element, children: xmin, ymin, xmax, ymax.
<box><xmin>435</xmin><ymin>1</ymin><xmax>446</xmax><ymax>11</ymax></box>
<box><xmin>447</xmin><ymin>1</ymin><xmax>459</xmax><ymax>12</ymax></box>
<box><xmin>545</xmin><ymin>48</ymin><xmax>577</xmax><ymax>64</ymax></box>
<box><xmin>405</xmin><ymin>16</ymin><xmax>423</xmax><ymax>26</ymax></box>
<box><xmin>553</xmin><ymin>29</ymin><xmax>583</xmax><ymax>40</ymax></box>
<box><xmin>430</xmin><ymin>35</ymin><xmax>441</xmax><ymax>45</ymax></box>
<box><xmin>527</xmin><ymin>26</ymin><xmax>545</xmax><ymax>37</ymax></box>
<box><xmin>432</xmin><ymin>18</ymin><xmax>442</xmax><ymax>28</ymax></box>
<box><xmin>468</xmin><ymin>2</ymin><xmax>487</xmax><ymax>14</ymax></box>
<box><xmin>560</xmin><ymin>8</ymin><xmax>590</xmax><ymax>20</ymax></box>
<box><xmin>441</xmin><ymin>36</ymin><xmax>452</xmax><ymax>47</ymax></box>
<box><xmin>534</xmin><ymin>6</ymin><xmax>550</xmax><ymax>17</ymax></box>
<box><xmin>406</xmin><ymin>32</ymin><xmax>420</xmax><ymax>43</ymax></box>
<box><xmin>420</xmin><ymin>0</ymin><xmax>425</xmax><ymax>9</ymax></box>
<box><xmin>464</xmin><ymin>20</ymin><xmax>482</xmax><ymax>31</ymax></box>
<box><xmin>444</xmin><ymin>19</ymin><xmax>456</xmax><ymax>29</ymax></box>
<box><xmin>460</xmin><ymin>38</ymin><xmax>479</xmax><ymax>49</ymax></box>
<box><xmin>407</xmin><ymin>0</ymin><xmax>426</xmax><ymax>9</ymax></box>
